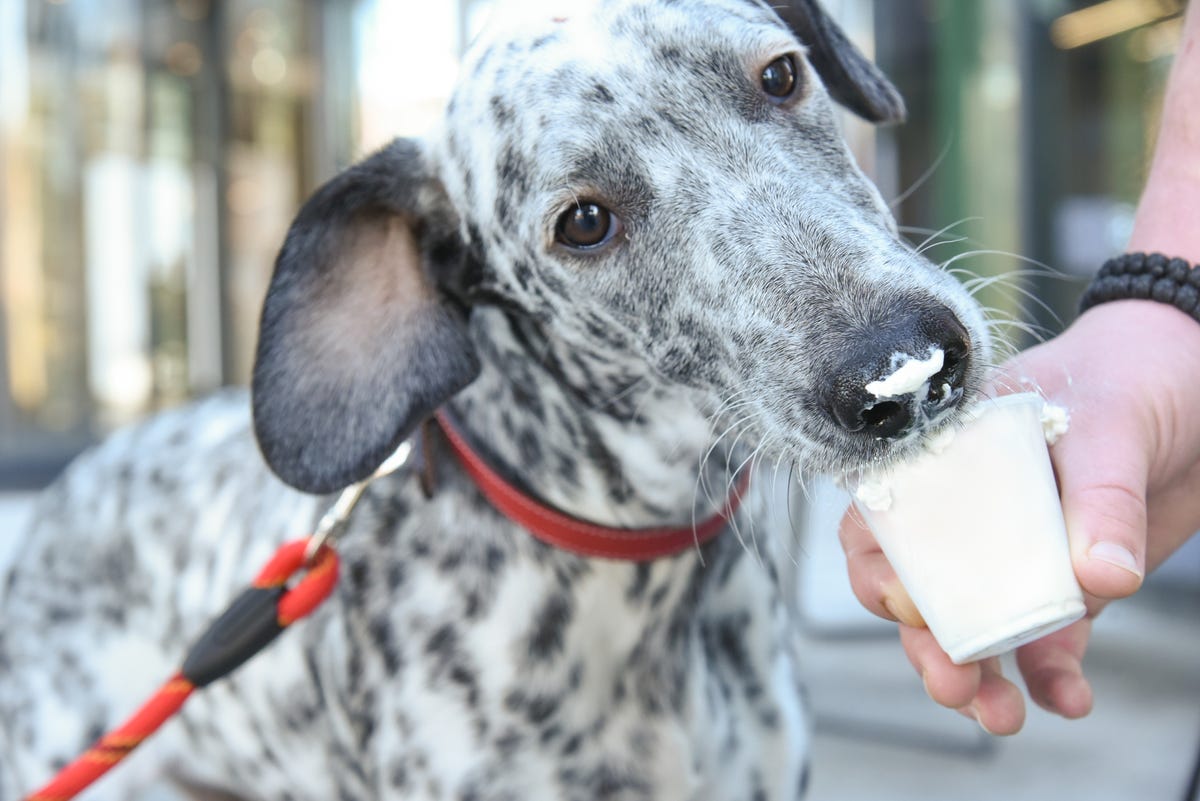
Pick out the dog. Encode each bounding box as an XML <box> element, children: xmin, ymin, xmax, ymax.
<box><xmin>0</xmin><ymin>1</ymin><xmax>991</xmax><ymax>798</ymax></box>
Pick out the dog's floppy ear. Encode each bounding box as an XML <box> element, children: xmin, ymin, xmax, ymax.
<box><xmin>252</xmin><ymin>138</ymin><xmax>480</xmax><ymax>494</ymax></box>
<box><xmin>773</xmin><ymin>0</ymin><xmax>906</xmax><ymax>124</ymax></box>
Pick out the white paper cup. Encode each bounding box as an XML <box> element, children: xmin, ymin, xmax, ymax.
<box><xmin>851</xmin><ymin>393</ymin><xmax>1085</xmax><ymax>664</ymax></box>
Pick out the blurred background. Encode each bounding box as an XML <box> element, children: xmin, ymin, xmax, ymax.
<box><xmin>0</xmin><ymin>0</ymin><xmax>1185</xmax><ymax>480</ymax></box>
<box><xmin>0</xmin><ymin>1</ymin><xmax>1196</xmax><ymax>800</ymax></box>
<box><xmin>0</xmin><ymin>0</ymin><xmax>1189</xmax><ymax>483</ymax></box>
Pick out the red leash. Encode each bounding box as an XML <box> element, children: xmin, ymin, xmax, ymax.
<box><xmin>23</xmin><ymin>540</ymin><xmax>339</xmax><ymax>801</ymax></box>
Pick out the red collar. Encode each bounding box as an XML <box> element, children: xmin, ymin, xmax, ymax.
<box><xmin>434</xmin><ymin>410</ymin><xmax>748</xmax><ymax>561</ymax></box>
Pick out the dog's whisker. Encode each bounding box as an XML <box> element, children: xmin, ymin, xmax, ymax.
<box><xmin>916</xmin><ymin>235</ymin><xmax>970</xmax><ymax>256</ymax></box>
<box><xmin>957</xmin><ymin>275</ymin><xmax>1066</xmax><ymax>333</ymax></box>
<box><xmin>595</xmin><ymin>375</ymin><xmax>651</xmax><ymax>412</ymax></box>
<box><xmin>906</xmin><ymin>216</ymin><xmax>982</xmax><ymax>254</ymax></box>
<box><xmin>889</xmin><ymin>135</ymin><xmax>955</xmax><ymax>209</ymax></box>
<box><xmin>695</xmin><ymin>407</ymin><xmax>757</xmax><ymax>514</ymax></box>
<box><xmin>976</xmin><ymin>299</ymin><xmax>1060</xmax><ymax>344</ymax></box>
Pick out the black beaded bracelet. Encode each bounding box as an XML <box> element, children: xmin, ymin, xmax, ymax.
<box><xmin>1078</xmin><ymin>251</ymin><xmax>1200</xmax><ymax>322</ymax></box>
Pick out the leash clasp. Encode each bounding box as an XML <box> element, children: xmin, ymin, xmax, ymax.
<box><xmin>303</xmin><ymin>441</ymin><xmax>414</xmax><ymax>564</ymax></box>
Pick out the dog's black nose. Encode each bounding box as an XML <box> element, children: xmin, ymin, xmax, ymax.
<box><xmin>820</xmin><ymin>307</ymin><xmax>970</xmax><ymax>439</ymax></box>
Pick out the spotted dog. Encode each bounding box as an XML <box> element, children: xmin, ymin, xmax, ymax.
<box><xmin>0</xmin><ymin>1</ymin><xmax>991</xmax><ymax>799</ymax></box>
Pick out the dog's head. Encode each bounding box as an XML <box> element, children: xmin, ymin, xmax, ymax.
<box><xmin>252</xmin><ymin>0</ymin><xmax>990</xmax><ymax>494</ymax></box>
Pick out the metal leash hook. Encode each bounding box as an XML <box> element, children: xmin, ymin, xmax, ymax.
<box><xmin>303</xmin><ymin>441</ymin><xmax>414</xmax><ymax>565</ymax></box>
<box><xmin>23</xmin><ymin>441</ymin><xmax>414</xmax><ymax>801</ymax></box>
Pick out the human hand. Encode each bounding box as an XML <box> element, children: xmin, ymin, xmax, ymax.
<box><xmin>839</xmin><ymin>299</ymin><xmax>1200</xmax><ymax>734</ymax></box>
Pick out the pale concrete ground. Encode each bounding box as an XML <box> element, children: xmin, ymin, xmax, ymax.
<box><xmin>3</xmin><ymin>491</ymin><xmax>1198</xmax><ymax>800</ymax></box>
<box><xmin>794</xmin><ymin>481</ymin><xmax>1200</xmax><ymax>801</ymax></box>
<box><xmin>801</xmin><ymin>589</ymin><xmax>1200</xmax><ymax>801</ymax></box>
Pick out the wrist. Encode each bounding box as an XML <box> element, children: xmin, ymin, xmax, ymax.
<box><xmin>1078</xmin><ymin>252</ymin><xmax>1200</xmax><ymax>322</ymax></box>
<box><xmin>1070</xmin><ymin>298</ymin><xmax>1200</xmax><ymax>481</ymax></box>
<box><xmin>1128</xmin><ymin>175</ymin><xmax>1200</xmax><ymax>265</ymax></box>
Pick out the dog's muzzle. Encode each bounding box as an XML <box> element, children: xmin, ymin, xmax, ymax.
<box><xmin>819</xmin><ymin>305</ymin><xmax>971</xmax><ymax>440</ymax></box>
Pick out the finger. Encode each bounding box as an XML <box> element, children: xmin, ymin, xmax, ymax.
<box><xmin>1015</xmin><ymin>619</ymin><xmax>1094</xmax><ymax>719</ymax></box>
<box><xmin>900</xmin><ymin>627</ymin><xmax>1027</xmax><ymax>733</ymax></box>
<box><xmin>899</xmin><ymin>624</ymin><xmax>980</xmax><ymax>709</ymax></box>
<box><xmin>957</xmin><ymin>658</ymin><xmax>1027</xmax><ymax>735</ymax></box>
<box><xmin>1051</xmin><ymin>406</ymin><xmax>1149</xmax><ymax>600</ymax></box>
<box><xmin>838</xmin><ymin>512</ymin><xmax>925</xmax><ymax>627</ymax></box>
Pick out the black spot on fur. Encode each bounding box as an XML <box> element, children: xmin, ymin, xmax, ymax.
<box><xmin>517</xmin><ymin>428</ymin><xmax>544</xmax><ymax>470</ymax></box>
<box><xmin>497</xmin><ymin>146</ymin><xmax>532</xmax><ymax>201</ymax></box>
<box><xmin>588</xmin><ymin>83</ymin><xmax>615</xmax><ymax>103</ymax></box>
<box><xmin>485</xmin><ymin>545</ymin><xmax>506</xmax><ymax>573</ymax></box>
<box><xmin>512</xmin><ymin>259</ymin><xmax>535</xmax><ymax>291</ymax></box>
<box><xmin>463</xmin><ymin>591</ymin><xmax>482</xmax><ymax>619</ymax></box>
<box><xmin>495</xmin><ymin>194</ymin><xmax>512</xmax><ymax>227</ymax></box>
<box><xmin>495</xmin><ymin>728</ymin><xmax>523</xmax><ymax>758</ymax></box>
<box><xmin>440</xmin><ymin>550</ymin><xmax>464</xmax><ymax>572</ymax></box>
<box><xmin>526</xmin><ymin>694</ymin><xmax>559</xmax><ymax>725</ymax></box>
<box><xmin>527</xmin><ymin>593</ymin><xmax>573</xmax><ymax>661</ymax></box>
<box><xmin>426</xmin><ymin>624</ymin><xmax>458</xmax><ymax>660</ymax></box>
<box><xmin>368</xmin><ymin>615</ymin><xmax>404</xmax><ymax>676</ymax></box>
<box><xmin>490</xmin><ymin>95</ymin><xmax>514</xmax><ymax>125</ymax></box>
<box><xmin>387</xmin><ymin>562</ymin><xmax>406</xmax><ymax>590</ymax></box>
<box><xmin>635</xmin><ymin>115</ymin><xmax>662</xmax><ymax>136</ymax></box>
<box><xmin>562</xmin><ymin>763</ymin><xmax>651</xmax><ymax>798</ymax></box>
<box><xmin>448</xmin><ymin>663</ymin><xmax>480</xmax><ymax>707</ymax></box>
<box><xmin>348</xmin><ymin>558</ymin><xmax>370</xmax><ymax>592</ymax></box>
<box><xmin>626</xmin><ymin>563</ymin><xmax>652</xmax><ymax>602</ymax></box>
<box><xmin>659</xmin><ymin>109</ymin><xmax>697</xmax><ymax>137</ymax></box>
<box><xmin>657</xmin><ymin>45</ymin><xmax>683</xmax><ymax>64</ymax></box>
<box><xmin>555</xmin><ymin>453</ymin><xmax>579</xmax><ymax>489</ymax></box>
<box><xmin>503</xmin><ymin>689</ymin><xmax>560</xmax><ymax>726</ymax></box>
<box><xmin>511</xmin><ymin>381</ymin><xmax>546</xmax><ymax>423</ymax></box>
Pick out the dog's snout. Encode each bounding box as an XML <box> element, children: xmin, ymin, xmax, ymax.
<box><xmin>821</xmin><ymin>306</ymin><xmax>972</xmax><ymax>440</ymax></box>
<box><xmin>927</xmin><ymin>317</ymin><xmax>971</xmax><ymax>405</ymax></box>
<box><xmin>824</xmin><ymin>385</ymin><xmax>916</xmax><ymax>439</ymax></box>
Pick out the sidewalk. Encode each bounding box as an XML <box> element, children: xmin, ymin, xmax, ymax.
<box><xmin>802</xmin><ymin>587</ymin><xmax>1200</xmax><ymax>801</ymax></box>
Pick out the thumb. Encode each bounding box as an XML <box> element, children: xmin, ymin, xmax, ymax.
<box><xmin>1052</xmin><ymin>411</ymin><xmax>1149</xmax><ymax>602</ymax></box>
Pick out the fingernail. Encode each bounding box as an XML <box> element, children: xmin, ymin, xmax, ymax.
<box><xmin>882</xmin><ymin>582</ymin><xmax>926</xmax><ymax>628</ymax></box>
<box><xmin>967</xmin><ymin>704</ymin><xmax>997</xmax><ymax>736</ymax></box>
<box><xmin>1087</xmin><ymin>542</ymin><xmax>1143</xmax><ymax>577</ymax></box>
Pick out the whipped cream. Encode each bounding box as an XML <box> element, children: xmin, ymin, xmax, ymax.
<box><xmin>1040</xmin><ymin>403</ymin><xmax>1070</xmax><ymax>445</ymax></box>
<box><xmin>853</xmin><ymin>479</ymin><xmax>893</xmax><ymax>512</ymax></box>
<box><xmin>866</xmin><ymin>350</ymin><xmax>945</xmax><ymax>398</ymax></box>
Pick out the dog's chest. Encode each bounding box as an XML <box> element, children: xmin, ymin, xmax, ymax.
<box><xmin>167</xmin><ymin>482</ymin><xmax>810</xmax><ymax>800</ymax></box>
<box><xmin>257</xmin><ymin>498</ymin><xmax>808</xmax><ymax>800</ymax></box>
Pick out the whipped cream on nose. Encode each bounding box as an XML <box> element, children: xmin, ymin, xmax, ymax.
<box><xmin>865</xmin><ymin>349</ymin><xmax>945</xmax><ymax>398</ymax></box>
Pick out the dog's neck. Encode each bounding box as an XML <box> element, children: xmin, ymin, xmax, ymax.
<box><xmin>448</xmin><ymin>307</ymin><xmax>738</xmax><ymax>528</ymax></box>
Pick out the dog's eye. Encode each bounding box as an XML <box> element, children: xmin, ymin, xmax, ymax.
<box><xmin>760</xmin><ymin>54</ymin><xmax>798</xmax><ymax>101</ymax></box>
<box><xmin>556</xmin><ymin>202</ymin><xmax>620</xmax><ymax>250</ymax></box>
